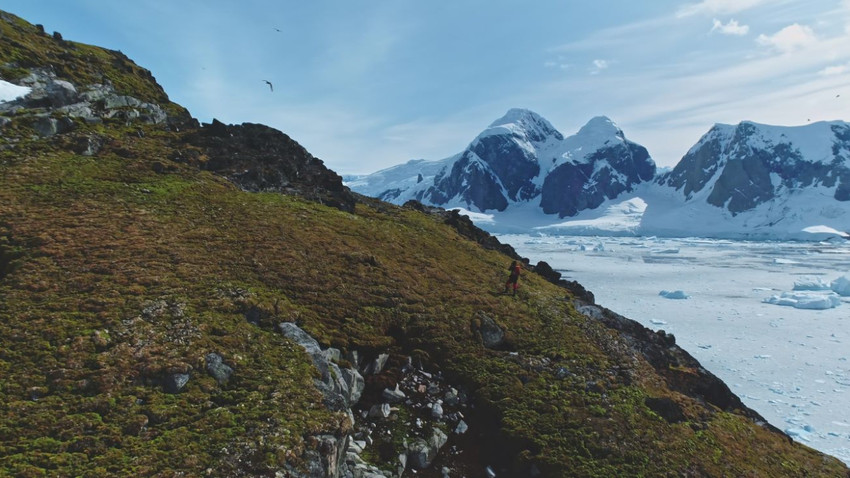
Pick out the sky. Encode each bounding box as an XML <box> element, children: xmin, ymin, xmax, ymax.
<box><xmin>3</xmin><ymin>1</ymin><xmax>850</xmax><ymax>174</ymax></box>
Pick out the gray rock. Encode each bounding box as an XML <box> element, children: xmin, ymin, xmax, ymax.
<box><xmin>164</xmin><ymin>373</ymin><xmax>190</xmax><ymax>393</ymax></box>
<box><xmin>444</xmin><ymin>388</ymin><xmax>459</xmax><ymax>406</ymax></box>
<box><xmin>341</xmin><ymin>368</ymin><xmax>365</xmax><ymax>406</ymax></box>
<box><xmin>31</xmin><ymin>115</ymin><xmax>74</xmax><ymax>137</ymax></box>
<box><xmin>431</xmin><ymin>402</ymin><xmax>444</xmax><ymax>419</ymax></box>
<box><xmin>46</xmin><ymin>79</ymin><xmax>78</xmax><ymax>107</ymax></box>
<box><xmin>279</xmin><ymin>322</ymin><xmax>325</xmax><ymax>373</ymax></box>
<box><xmin>205</xmin><ymin>352</ymin><xmax>233</xmax><ymax>385</ymax></box>
<box><xmin>407</xmin><ymin>428</ymin><xmax>448</xmax><ymax>469</ymax></box>
<box><xmin>0</xmin><ymin>117</ymin><xmax>9</xmax><ymax>128</ymax></box>
<box><xmin>364</xmin><ymin>353</ymin><xmax>389</xmax><ymax>375</ymax></box>
<box><xmin>323</xmin><ymin>347</ymin><xmax>342</xmax><ymax>362</ymax></box>
<box><xmin>454</xmin><ymin>420</ymin><xmax>468</xmax><ymax>434</ymax></box>
<box><xmin>58</xmin><ymin>103</ymin><xmax>94</xmax><ymax>120</ymax></box>
<box><xmin>278</xmin><ymin>322</ymin><xmax>350</xmax><ymax>411</ymax></box>
<box><xmin>368</xmin><ymin>403</ymin><xmax>391</xmax><ymax>419</ymax></box>
<box><xmin>381</xmin><ymin>384</ymin><xmax>405</xmax><ymax>404</ymax></box>
<box><xmin>76</xmin><ymin>135</ymin><xmax>103</xmax><ymax>156</ymax></box>
<box><xmin>474</xmin><ymin>311</ymin><xmax>505</xmax><ymax>349</ymax></box>
<box><xmin>397</xmin><ymin>452</ymin><xmax>407</xmax><ymax>477</ymax></box>
<box><xmin>104</xmin><ymin>95</ymin><xmax>143</xmax><ymax>109</ymax></box>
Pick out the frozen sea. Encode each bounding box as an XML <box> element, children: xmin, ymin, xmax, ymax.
<box><xmin>498</xmin><ymin>233</ymin><xmax>850</xmax><ymax>465</ymax></box>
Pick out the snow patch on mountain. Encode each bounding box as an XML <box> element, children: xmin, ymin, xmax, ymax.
<box><xmin>0</xmin><ymin>79</ymin><xmax>30</xmax><ymax>103</ymax></box>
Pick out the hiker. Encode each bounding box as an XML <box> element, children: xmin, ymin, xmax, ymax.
<box><xmin>504</xmin><ymin>260</ymin><xmax>521</xmax><ymax>295</ymax></box>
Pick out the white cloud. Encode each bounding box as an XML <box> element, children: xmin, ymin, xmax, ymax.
<box><xmin>756</xmin><ymin>23</ymin><xmax>817</xmax><ymax>52</ymax></box>
<box><xmin>590</xmin><ymin>59</ymin><xmax>610</xmax><ymax>74</ymax></box>
<box><xmin>678</xmin><ymin>0</ymin><xmax>772</xmax><ymax>18</ymax></box>
<box><xmin>711</xmin><ymin>18</ymin><xmax>749</xmax><ymax>35</ymax></box>
<box><xmin>819</xmin><ymin>63</ymin><xmax>850</xmax><ymax>75</ymax></box>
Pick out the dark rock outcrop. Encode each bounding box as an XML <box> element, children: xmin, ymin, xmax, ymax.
<box><xmin>185</xmin><ymin>120</ymin><xmax>356</xmax><ymax>212</ymax></box>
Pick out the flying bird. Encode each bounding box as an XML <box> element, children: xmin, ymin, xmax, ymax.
<box><xmin>263</xmin><ymin>80</ymin><xmax>274</xmax><ymax>92</ymax></box>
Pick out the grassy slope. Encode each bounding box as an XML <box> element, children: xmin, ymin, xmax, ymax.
<box><xmin>0</xmin><ymin>9</ymin><xmax>848</xmax><ymax>478</ymax></box>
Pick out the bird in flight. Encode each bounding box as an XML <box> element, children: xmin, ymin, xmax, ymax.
<box><xmin>263</xmin><ymin>80</ymin><xmax>274</xmax><ymax>92</ymax></box>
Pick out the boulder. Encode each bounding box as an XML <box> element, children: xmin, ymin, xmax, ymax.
<box><xmin>368</xmin><ymin>403</ymin><xmax>391</xmax><ymax>419</ymax></box>
<box><xmin>205</xmin><ymin>352</ymin><xmax>233</xmax><ymax>385</ymax></box>
<box><xmin>46</xmin><ymin>79</ymin><xmax>78</xmax><ymax>107</ymax></box>
<box><xmin>32</xmin><ymin>115</ymin><xmax>75</xmax><ymax>137</ymax></box>
<box><xmin>472</xmin><ymin>311</ymin><xmax>505</xmax><ymax>349</ymax></box>
<box><xmin>407</xmin><ymin>428</ymin><xmax>448</xmax><ymax>469</ymax></box>
<box><xmin>163</xmin><ymin>373</ymin><xmax>190</xmax><ymax>393</ymax></box>
<box><xmin>381</xmin><ymin>384</ymin><xmax>405</xmax><ymax>404</ymax></box>
<box><xmin>341</xmin><ymin>368</ymin><xmax>365</xmax><ymax>406</ymax></box>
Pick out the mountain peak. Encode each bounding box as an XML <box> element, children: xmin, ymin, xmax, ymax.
<box><xmin>577</xmin><ymin>115</ymin><xmax>624</xmax><ymax>139</ymax></box>
<box><xmin>485</xmin><ymin>108</ymin><xmax>563</xmax><ymax>142</ymax></box>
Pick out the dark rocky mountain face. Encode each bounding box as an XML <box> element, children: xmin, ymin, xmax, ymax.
<box><xmin>427</xmin><ymin>152</ymin><xmax>510</xmax><ymax>211</ymax></box>
<box><xmin>541</xmin><ymin>142</ymin><xmax>654</xmax><ymax>217</ymax></box>
<box><xmin>659</xmin><ymin>122</ymin><xmax>850</xmax><ymax>214</ymax></box>
<box><xmin>407</xmin><ymin>111</ymin><xmax>656</xmax><ymax>217</ymax></box>
<box><xmin>470</xmin><ymin>133</ymin><xmax>541</xmax><ymax>202</ymax></box>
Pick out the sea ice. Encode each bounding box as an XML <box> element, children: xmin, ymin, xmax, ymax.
<box><xmin>659</xmin><ymin>290</ymin><xmax>689</xmax><ymax>299</ymax></box>
<box><xmin>497</xmin><ymin>233</ymin><xmax>850</xmax><ymax>464</ymax></box>
<box><xmin>763</xmin><ymin>291</ymin><xmax>841</xmax><ymax>310</ymax></box>
<box><xmin>793</xmin><ymin>277</ymin><xmax>832</xmax><ymax>291</ymax></box>
<box><xmin>831</xmin><ymin>274</ymin><xmax>850</xmax><ymax>296</ymax></box>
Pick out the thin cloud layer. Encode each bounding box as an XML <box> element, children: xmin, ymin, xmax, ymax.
<box><xmin>590</xmin><ymin>59</ymin><xmax>610</xmax><ymax>75</ymax></box>
<box><xmin>756</xmin><ymin>23</ymin><xmax>817</xmax><ymax>52</ymax></box>
<box><xmin>711</xmin><ymin>18</ymin><xmax>749</xmax><ymax>35</ymax></box>
<box><xmin>677</xmin><ymin>0</ymin><xmax>772</xmax><ymax>18</ymax></box>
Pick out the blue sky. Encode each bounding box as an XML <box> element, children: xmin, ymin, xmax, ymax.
<box><xmin>3</xmin><ymin>1</ymin><xmax>850</xmax><ymax>173</ymax></box>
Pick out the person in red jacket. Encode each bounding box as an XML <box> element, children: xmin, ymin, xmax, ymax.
<box><xmin>504</xmin><ymin>260</ymin><xmax>521</xmax><ymax>296</ymax></box>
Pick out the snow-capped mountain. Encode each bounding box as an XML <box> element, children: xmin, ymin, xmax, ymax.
<box><xmin>347</xmin><ymin>108</ymin><xmax>656</xmax><ymax>220</ymax></box>
<box><xmin>640</xmin><ymin>120</ymin><xmax>850</xmax><ymax>239</ymax></box>
<box><xmin>348</xmin><ymin>112</ymin><xmax>850</xmax><ymax>240</ymax></box>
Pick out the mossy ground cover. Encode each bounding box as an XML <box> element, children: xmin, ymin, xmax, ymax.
<box><xmin>0</xmin><ymin>127</ymin><xmax>846</xmax><ymax>477</ymax></box>
<box><xmin>0</xmin><ymin>8</ymin><xmax>847</xmax><ymax>477</ymax></box>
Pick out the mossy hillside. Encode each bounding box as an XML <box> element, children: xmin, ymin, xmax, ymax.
<box><xmin>0</xmin><ymin>7</ymin><xmax>847</xmax><ymax>477</ymax></box>
<box><xmin>0</xmin><ymin>126</ymin><xmax>847</xmax><ymax>477</ymax></box>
